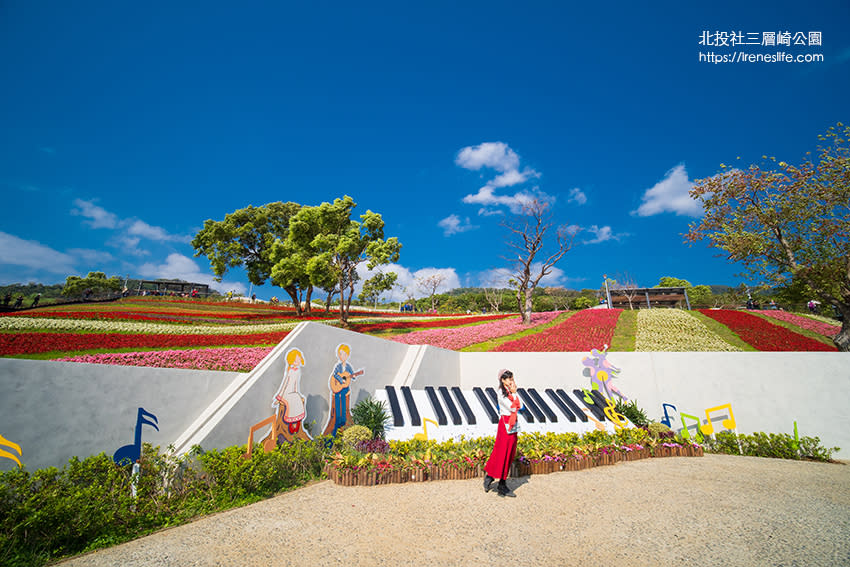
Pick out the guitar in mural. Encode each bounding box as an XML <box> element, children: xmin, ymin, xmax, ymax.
<box><xmin>581</xmin><ymin>344</ymin><xmax>628</xmax><ymax>402</ymax></box>
<box><xmin>113</xmin><ymin>408</ymin><xmax>159</xmax><ymax>465</ymax></box>
<box><xmin>246</xmin><ymin>348</ymin><xmax>312</xmax><ymax>457</ymax></box>
<box><xmin>322</xmin><ymin>343</ymin><xmax>366</xmax><ymax>437</ymax></box>
<box><xmin>0</xmin><ymin>434</ymin><xmax>23</xmax><ymax>468</ymax></box>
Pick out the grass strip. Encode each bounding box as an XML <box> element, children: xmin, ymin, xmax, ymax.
<box><xmin>609</xmin><ymin>309</ymin><xmax>637</xmax><ymax>351</ymax></box>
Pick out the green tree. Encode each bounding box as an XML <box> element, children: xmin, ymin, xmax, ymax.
<box><xmin>686</xmin><ymin>123</ymin><xmax>850</xmax><ymax>351</ymax></box>
<box><xmin>359</xmin><ymin>271</ymin><xmax>398</xmax><ymax>309</ymax></box>
<box><xmin>192</xmin><ymin>202</ymin><xmax>304</xmax><ymax>310</ymax></box>
<box><xmin>62</xmin><ymin>272</ymin><xmax>122</xmax><ymax>298</ymax></box>
<box><xmin>290</xmin><ymin>196</ymin><xmax>401</xmax><ymax>324</ymax></box>
<box><xmin>656</xmin><ymin>276</ymin><xmax>692</xmax><ymax>288</ymax></box>
<box><xmin>570</xmin><ymin>296</ymin><xmax>594</xmax><ymax>310</ymax></box>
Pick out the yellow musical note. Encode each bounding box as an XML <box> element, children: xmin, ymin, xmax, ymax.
<box><xmin>582</xmin><ymin>388</ymin><xmax>594</xmax><ymax>403</ymax></box>
<box><xmin>0</xmin><ymin>434</ymin><xmax>22</xmax><ymax>468</ymax></box>
<box><xmin>700</xmin><ymin>403</ymin><xmax>736</xmax><ymax>436</ymax></box>
<box><xmin>413</xmin><ymin>418</ymin><xmax>439</xmax><ymax>441</ymax></box>
<box><xmin>602</xmin><ymin>397</ymin><xmax>629</xmax><ymax>429</ymax></box>
<box><xmin>679</xmin><ymin>413</ymin><xmax>704</xmax><ymax>442</ymax></box>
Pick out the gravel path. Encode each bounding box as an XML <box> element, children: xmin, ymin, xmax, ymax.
<box><xmin>59</xmin><ymin>454</ymin><xmax>850</xmax><ymax>567</ymax></box>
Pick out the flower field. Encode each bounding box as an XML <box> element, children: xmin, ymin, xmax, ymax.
<box><xmin>387</xmin><ymin>311</ymin><xmax>562</xmax><ymax>350</ymax></box>
<box><xmin>58</xmin><ymin>347</ymin><xmax>274</xmax><ymax>372</ymax></box>
<box><xmin>494</xmin><ymin>309</ymin><xmax>622</xmax><ymax>352</ymax></box>
<box><xmin>635</xmin><ymin>309</ymin><xmax>740</xmax><ymax>351</ymax></box>
<box><xmin>698</xmin><ymin>309</ymin><xmax>837</xmax><ymax>351</ymax></box>
<box><xmin>0</xmin><ymin>297</ymin><xmax>841</xmax><ymax>370</ymax></box>
<box><xmin>752</xmin><ymin>310</ymin><xmax>841</xmax><ymax>338</ymax></box>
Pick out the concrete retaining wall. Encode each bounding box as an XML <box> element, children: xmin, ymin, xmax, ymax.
<box><xmin>2</xmin><ymin>321</ymin><xmax>848</xmax><ymax>472</ymax></box>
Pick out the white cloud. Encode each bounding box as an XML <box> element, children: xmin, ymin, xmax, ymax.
<box><xmin>71</xmin><ymin>199</ymin><xmax>119</xmax><ymax>229</ymax></box>
<box><xmin>67</xmin><ymin>248</ymin><xmax>115</xmax><ymax>264</ymax></box>
<box><xmin>127</xmin><ymin>220</ymin><xmax>191</xmax><ymax>243</ymax></box>
<box><xmin>567</xmin><ymin>187</ymin><xmax>587</xmax><ymax>205</ymax></box>
<box><xmin>438</xmin><ymin>214</ymin><xmax>477</xmax><ymax>236</ymax></box>
<box><xmin>456</xmin><ymin>142</ymin><xmax>547</xmax><ymax>215</ymax></box>
<box><xmin>632</xmin><ymin>164</ymin><xmax>702</xmax><ymax>217</ymax></box>
<box><xmin>455</xmin><ymin>142</ymin><xmax>520</xmax><ymax>173</ymax></box>
<box><xmin>582</xmin><ymin>224</ymin><xmax>628</xmax><ymax>244</ymax></box>
<box><xmin>138</xmin><ymin>253</ymin><xmax>246</xmax><ymax>295</ymax></box>
<box><xmin>462</xmin><ymin>186</ymin><xmax>553</xmax><ymax>214</ymax></box>
<box><xmin>0</xmin><ymin>231</ymin><xmax>76</xmax><ymax>273</ymax></box>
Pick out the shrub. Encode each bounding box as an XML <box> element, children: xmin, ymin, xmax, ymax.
<box><xmin>702</xmin><ymin>430</ymin><xmax>838</xmax><ymax>461</ymax></box>
<box><xmin>351</xmin><ymin>396</ymin><xmax>390</xmax><ymax>439</ymax></box>
<box><xmin>615</xmin><ymin>399</ymin><xmax>650</xmax><ymax>427</ymax></box>
<box><xmin>341</xmin><ymin>425</ymin><xmax>372</xmax><ymax>446</ymax></box>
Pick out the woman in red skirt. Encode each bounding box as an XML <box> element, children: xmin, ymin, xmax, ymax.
<box><xmin>483</xmin><ymin>369</ymin><xmax>523</xmax><ymax>497</ymax></box>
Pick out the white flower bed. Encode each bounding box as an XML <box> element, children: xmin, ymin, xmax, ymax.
<box><xmin>0</xmin><ymin>317</ymin><xmax>308</xmax><ymax>335</ymax></box>
<box><xmin>635</xmin><ymin>309</ymin><xmax>740</xmax><ymax>351</ymax></box>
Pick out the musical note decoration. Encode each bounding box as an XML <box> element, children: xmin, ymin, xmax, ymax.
<box><xmin>679</xmin><ymin>412</ymin><xmax>705</xmax><ymax>442</ymax></box>
<box><xmin>792</xmin><ymin>421</ymin><xmax>800</xmax><ymax>453</ymax></box>
<box><xmin>113</xmin><ymin>408</ymin><xmax>159</xmax><ymax>465</ymax></box>
<box><xmin>601</xmin><ymin>397</ymin><xmax>629</xmax><ymax>429</ymax></box>
<box><xmin>660</xmin><ymin>403</ymin><xmax>677</xmax><ymax>428</ymax></box>
<box><xmin>582</xmin><ymin>408</ymin><xmax>607</xmax><ymax>431</ymax></box>
<box><xmin>413</xmin><ymin>418</ymin><xmax>439</xmax><ymax>441</ymax></box>
<box><xmin>699</xmin><ymin>404</ymin><xmax>736</xmax><ymax>436</ymax></box>
<box><xmin>0</xmin><ymin>434</ymin><xmax>23</xmax><ymax>468</ymax></box>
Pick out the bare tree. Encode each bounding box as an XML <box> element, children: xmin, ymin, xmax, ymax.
<box><xmin>503</xmin><ymin>199</ymin><xmax>578</xmax><ymax>324</ymax></box>
<box><xmin>612</xmin><ymin>273</ymin><xmax>640</xmax><ymax>310</ymax></box>
<box><xmin>483</xmin><ymin>269</ymin><xmax>511</xmax><ymax>313</ymax></box>
<box><xmin>416</xmin><ymin>273</ymin><xmax>446</xmax><ymax>312</ymax></box>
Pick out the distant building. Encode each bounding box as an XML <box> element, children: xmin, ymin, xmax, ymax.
<box><xmin>136</xmin><ymin>280</ymin><xmax>211</xmax><ymax>296</ymax></box>
<box><xmin>605</xmin><ymin>286</ymin><xmax>691</xmax><ymax>309</ymax></box>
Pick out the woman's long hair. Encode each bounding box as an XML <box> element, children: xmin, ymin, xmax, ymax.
<box><xmin>498</xmin><ymin>370</ymin><xmax>514</xmax><ymax>397</ymax></box>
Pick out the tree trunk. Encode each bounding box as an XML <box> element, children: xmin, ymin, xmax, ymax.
<box><xmin>515</xmin><ymin>289</ymin><xmax>524</xmax><ymax>318</ymax></box>
<box><xmin>834</xmin><ymin>306</ymin><xmax>850</xmax><ymax>352</ymax></box>
<box><xmin>303</xmin><ymin>286</ymin><xmax>313</xmax><ymax>315</ymax></box>
<box><xmin>283</xmin><ymin>286</ymin><xmax>302</xmax><ymax>316</ymax></box>
<box><xmin>522</xmin><ymin>288</ymin><xmax>534</xmax><ymax>325</ymax></box>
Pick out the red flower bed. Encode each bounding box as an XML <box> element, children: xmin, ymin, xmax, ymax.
<box><xmin>494</xmin><ymin>309</ymin><xmax>622</xmax><ymax>352</ymax></box>
<box><xmin>350</xmin><ymin>313</ymin><xmax>513</xmax><ymax>333</ymax></box>
<box><xmin>0</xmin><ymin>310</ymin><xmax>322</xmax><ymax>323</ymax></box>
<box><xmin>0</xmin><ymin>331</ymin><xmax>290</xmax><ymax>356</ymax></box>
<box><xmin>698</xmin><ymin>310</ymin><xmax>836</xmax><ymax>351</ymax></box>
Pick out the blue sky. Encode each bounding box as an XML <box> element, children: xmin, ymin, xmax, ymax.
<box><xmin>1</xmin><ymin>1</ymin><xmax>848</xmax><ymax>300</ymax></box>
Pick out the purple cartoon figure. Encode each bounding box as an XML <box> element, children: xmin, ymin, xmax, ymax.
<box><xmin>581</xmin><ymin>344</ymin><xmax>628</xmax><ymax>402</ymax></box>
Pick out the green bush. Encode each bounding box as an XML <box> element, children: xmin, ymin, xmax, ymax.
<box><xmin>0</xmin><ymin>439</ymin><xmax>330</xmax><ymax>567</ymax></box>
<box><xmin>341</xmin><ymin>425</ymin><xmax>372</xmax><ymax>447</ymax></box>
<box><xmin>351</xmin><ymin>396</ymin><xmax>390</xmax><ymax>439</ymax></box>
<box><xmin>702</xmin><ymin>430</ymin><xmax>838</xmax><ymax>461</ymax></box>
<box><xmin>615</xmin><ymin>399</ymin><xmax>649</xmax><ymax>427</ymax></box>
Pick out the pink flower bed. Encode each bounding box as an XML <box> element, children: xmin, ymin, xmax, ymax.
<box><xmin>388</xmin><ymin>311</ymin><xmax>562</xmax><ymax>350</ymax></box>
<box><xmin>753</xmin><ymin>310</ymin><xmax>841</xmax><ymax>337</ymax></box>
<box><xmin>56</xmin><ymin>347</ymin><xmax>274</xmax><ymax>372</ymax></box>
<box><xmin>495</xmin><ymin>309</ymin><xmax>622</xmax><ymax>352</ymax></box>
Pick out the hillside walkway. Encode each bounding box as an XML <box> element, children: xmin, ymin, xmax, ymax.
<box><xmin>59</xmin><ymin>454</ymin><xmax>850</xmax><ymax>567</ymax></box>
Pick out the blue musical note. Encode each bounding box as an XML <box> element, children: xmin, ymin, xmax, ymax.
<box><xmin>113</xmin><ymin>408</ymin><xmax>159</xmax><ymax>465</ymax></box>
<box><xmin>660</xmin><ymin>403</ymin><xmax>677</xmax><ymax>427</ymax></box>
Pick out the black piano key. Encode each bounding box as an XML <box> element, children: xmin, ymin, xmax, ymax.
<box><xmin>474</xmin><ymin>387</ymin><xmax>499</xmax><ymax>424</ymax></box>
<box><xmin>590</xmin><ymin>390</ymin><xmax>613</xmax><ymax>414</ymax></box>
<box><xmin>439</xmin><ymin>386</ymin><xmax>462</xmax><ymax>425</ymax></box>
<box><xmin>400</xmin><ymin>386</ymin><xmax>421</xmax><ymax>427</ymax></box>
<box><xmin>451</xmin><ymin>387</ymin><xmax>476</xmax><ymax>425</ymax></box>
<box><xmin>557</xmin><ymin>389</ymin><xmax>587</xmax><ymax>422</ymax></box>
<box><xmin>517</xmin><ymin>388</ymin><xmax>545</xmax><ymax>422</ymax></box>
<box><xmin>487</xmin><ymin>386</ymin><xmax>533</xmax><ymax>423</ymax></box>
<box><xmin>385</xmin><ymin>386</ymin><xmax>404</xmax><ymax>427</ymax></box>
<box><xmin>424</xmin><ymin>386</ymin><xmax>447</xmax><ymax>426</ymax></box>
<box><xmin>545</xmin><ymin>388</ymin><xmax>576</xmax><ymax>422</ymax></box>
<box><xmin>528</xmin><ymin>388</ymin><xmax>558</xmax><ymax>422</ymax></box>
<box><xmin>573</xmin><ymin>388</ymin><xmax>606</xmax><ymax>421</ymax></box>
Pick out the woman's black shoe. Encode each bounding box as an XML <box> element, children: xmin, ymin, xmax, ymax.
<box><xmin>483</xmin><ymin>475</ymin><xmax>494</xmax><ymax>493</ymax></box>
<box><xmin>497</xmin><ymin>482</ymin><xmax>516</xmax><ymax>498</ymax></box>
